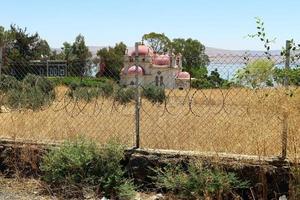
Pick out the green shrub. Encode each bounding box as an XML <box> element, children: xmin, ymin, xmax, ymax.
<box><xmin>49</xmin><ymin>76</ymin><xmax>111</xmax><ymax>88</ymax></box>
<box><xmin>290</xmin><ymin>166</ymin><xmax>300</xmax><ymax>199</ymax></box>
<box><xmin>115</xmin><ymin>87</ymin><xmax>135</xmax><ymax>104</ymax></box>
<box><xmin>98</xmin><ymin>81</ymin><xmax>114</xmax><ymax>97</ymax></box>
<box><xmin>68</xmin><ymin>87</ymin><xmax>102</xmax><ymax>102</ymax></box>
<box><xmin>117</xmin><ymin>180</ymin><xmax>137</xmax><ymax>200</ymax></box>
<box><xmin>23</xmin><ymin>74</ymin><xmax>54</xmax><ymax>95</ymax></box>
<box><xmin>0</xmin><ymin>75</ymin><xmax>21</xmax><ymax>92</ymax></box>
<box><xmin>40</xmin><ymin>137</ymin><xmax>136</xmax><ymax>199</ymax></box>
<box><xmin>142</xmin><ymin>85</ymin><xmax>166</xmax><ymax>104</ymax></box>
<box><xmin>154</xmin><ymin>161</ymin><xmax>249</xmax><ymax>199</ymax></box>
<box><xmin>2</xmin><ymin>74</ymin><xmax>55</xmax><ymax>110</ymax></box>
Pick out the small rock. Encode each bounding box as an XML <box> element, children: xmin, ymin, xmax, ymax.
<box><xmin>101</xmin><ymin>197</ymin><xmax>109</xmax><ymax>200</ymax></box>
<box><xmin>279</xmin><ymin>195</ymin><xmax>287</xmax><ymax>200</ymax></box>
<box><xmin>155</xmin><ymin>193</ymin><xmax>164</xmax><ymax>199</ymax></box>
<box><xmin>148</xmin><ymin>193</ymin><xmax>164</xmax><ymax>200</ymax></box>
<box><xmin>134</xmin><ymin>193</ymin><xmax>141</xmax><ymax>200</ymax></box>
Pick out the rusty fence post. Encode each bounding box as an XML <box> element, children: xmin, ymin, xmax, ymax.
<box><xmin>281</xmin><ymin>40</ymin><xmax>291</xmax><ymax>159</ymax></box>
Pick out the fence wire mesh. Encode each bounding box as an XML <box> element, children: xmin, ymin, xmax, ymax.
<box><xmin>0</xmin><ymin>49</ymin><xmax>300</xmax><ymax>159</ymax></box>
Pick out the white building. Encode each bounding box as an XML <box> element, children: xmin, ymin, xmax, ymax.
<box><xmin>120</xmin><ymin>44</ymin><xmax>191</xmax><ymax>89</ymax></box>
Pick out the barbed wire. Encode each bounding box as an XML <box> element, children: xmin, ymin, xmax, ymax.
<box><xmin>0</xmin><ymin>54</ymin><xmax>300</xmax><ymax>157</ymax></box>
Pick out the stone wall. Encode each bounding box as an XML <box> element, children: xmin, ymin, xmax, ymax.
<box><xmin>0</xmin><ymin>139</ymin><xmax>292</xmax><ymax>199</ymax></box>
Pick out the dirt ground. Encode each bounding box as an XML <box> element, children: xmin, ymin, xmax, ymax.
<box><xmin>0</xmin><ymin>176</ymin><xmax>165</xmax><ymax>200</ymax></box>
<box><xmin>0</xmin><ymin>176</ymin><xmax>52</xmax><ymax>200</ymax></box>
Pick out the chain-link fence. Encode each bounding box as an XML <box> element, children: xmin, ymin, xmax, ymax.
<box><xmin>0</xmin><ymin>42</ymin><xmax>299</xmax><ymax>159</ymax></box>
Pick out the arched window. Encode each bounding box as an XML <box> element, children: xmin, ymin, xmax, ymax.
<box><xmin>160</xmin><ymin>76</ymin><xmax>164</xmax><ymax>86</ymax></box>
<box><xmin>155</xmin><ymin>76</ymin><xmax>159</xmax><ymax>86</ymax></box>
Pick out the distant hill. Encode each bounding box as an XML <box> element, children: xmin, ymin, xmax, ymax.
<box><xmin>52</xmin><ymin>46</ymin><xmax>281</xmax><ymax>57</ymax></box>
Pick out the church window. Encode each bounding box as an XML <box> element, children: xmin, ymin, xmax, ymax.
<box><xmin>155</xmin><ymin>76</ymin><xmax>159</xmax><ymax>86</ymax></box>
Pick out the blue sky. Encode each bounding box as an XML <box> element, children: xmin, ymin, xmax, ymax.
<box><xmin>1</xmin><ymin>0</ymin><xmax>299</xmax><ymax>50</ymax></box>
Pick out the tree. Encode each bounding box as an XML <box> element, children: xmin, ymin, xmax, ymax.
<box><xmin>0</xmin><ymin>26</ymin><xmax>13</xmax><ymax>48</ymax></box>
<box><xmin>0</xmin><ymin>26</ymin><xmax>13</xmax><ymax>76</ymax></box>
<box><xmin>96</xmin><ymin>42</ymin><xmax>126</xmax><ymax>80</ymax></box>
<box><xmin>33</xmin><ymin>39</ymin><xmax>51</xmax><ymax>59</ymax></box>
<box><xmin>172</xmin><ymin>38</ymin><xmax>210</xmax><ymax>74</ymax></box>
<box><xmin>235</xmin><ymin>59</ymin><xmax>274</xmax><ymax>88</ymax></box>
<box><xmin>142</xmin><ymin>32</ymin><xmax>170</xmax><ymax>53</ymax></box>
<box><xmin>70</xmin><ymin>34</ymin><xmax>92</xmax><ymax>76</ymax></box>
<box><xmin>5</xmin><ymin>25</ymin><xmax>41</xmax><ymax>79</ymax></box>
<box><xmin>273</xmin><ymin>67</ymin><xmax>300</xmax><ymax>86</ymax></box>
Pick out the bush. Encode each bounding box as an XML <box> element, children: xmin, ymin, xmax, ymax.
<box><xmin>0</xmin><ymin>75</ymin><xmax>21</xmax><ymax>92</ymax></box>
<box><xmin>40</xmin><ymin>137</ymin><xmax>136</xmax><ymax>199</ymax></box>
<box><xmin>49</xmin><ymin>76</ymin><xmax>111</xmax><ymax>88</ymax></box>
<box><xmin>290</xmin><ymin>166</ymin><xmax>300</xmax><ymax>199</ymax></box>
<box><xmin>68</xmin><ymin>87</ymin><xmax>102</xmax><ymax>102</ymax></box>
<box><xmin>2</xmin><ymin>74</ymin><xmax>55</xmax><ymax>110</ymax></box>
<box><xmin>98</xmin><ymin>81</ymin><xmax>114</xmax><ymax>97</ymax></box>
<box><xmin>114</xmin><ymin>87</ymin><xmax>135</xmax><ymax>104</ymax></box>
<box><xmin>154</xmin><ymin>161</ymin><xmax>249</xmax><ymax>199</ymax></box>
<box><xmin>142</xmin><ymin>85</ymin><xmax>166</xmax><ymax>104</ymax></box>
<box><xmin>23</xmin><ymin>74</ymin><xmax>54</xmax><ymax>95</ymax></box>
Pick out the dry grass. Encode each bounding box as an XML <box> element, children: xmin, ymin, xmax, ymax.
<box><xmin>0</xmin><ymin>86</ymin><xmax>300</xmax><ymax>158</ymax></box>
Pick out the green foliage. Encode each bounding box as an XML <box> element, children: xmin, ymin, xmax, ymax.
<box><xmin>96</xmin><ymin>42</ymin><xmax>126</xmax><ymax>80</ymax></box>
<box><xmin>49</xmin><ymin>76</ymin><xmax>115</xmax><ymax>99</ymax></box>
<box><xmin>142</xmin><ymin>32</ymin><xmax>171</xmax><ymax>53</ymax></box>
<box><xmin>68</xmin><ymin>87</ymin><xmax>102</xmax><ymax>102</ymax></box>
<box><xmin>5</xmin><ymin>25</ymin><xmax>47</xmax><ymax>79</ymax></box>
<box><xmin>154</xmin><ymin>162</ymin><xmax>249</xmax><ymax>199</ymax></box>
<box><xmin>0</xmin><ymin>75</ymin><xmax>21</xmax><ymax>92</ymax></box>
<box><xmin>40</xmin><ymin>137</ymin><xmax>136</xmax><ymax>199</ymax></box>
<box><xmin>0</xmin><ymin>26</ymin><xmax>13</xmax><ymax>47</ymax></box>
<box><xmin>117</xmin><ymin>180</ymin><xmax>137</xmax><ymax>200</ymax></box>
<box><xmin>141</xmin><ymin>32</ymin><xmax>210</xmax><ymax>76</ymax></box>
<box><xmin>49</xmin><ymin>76</ymin><xmax>112</xmax><ymax>87</ymax></box>
<box><xmin>172</xmin><ymin>38</ymin><xmax>210</xmax><ymax>73</ymax></box>
<box><xmin>23</xmin><ymin>74</ymin><xmax>54</xmax><ymax>95</ymax></box>
<box><xmin>191</xmin><ymin>68</ymin><xmax>228</xmax><ymax>89</ymax></box>
<box><xmin>69</xmin><ymin>34</ymin><xmax>92</xmax><ymax>76</ymax></box>
<box><xmin>142</xmin><ymin>85</ymin><xmax>166</xmax><ymax>104</ymax></box>
<box><xmin>1</xmin><ymin>74</ymin><xmax>54</xmax><ymax>110</ymax></box>
<box><xmin>274</xmin><ymin>67</ymin><xmax>300</xmax><ymax>86</ymax></box>
<box><xmin>235</xmin><ymin>59</ymin><xmax>274</xmax><ymax>88</ymax></box>
<box><xmin>290</xmin><ymin>166</ymin><xmax>300</xmax><ymax>199</ymax></box>
<box><xmin>114</xmin><ymin>87</ymin><xmax>135</xmax><ymax>104</ymax></box>
<box><xmin>248</xmin><ymin>17</ymin><xmax>276</xmax><ymax>58</ymax></box>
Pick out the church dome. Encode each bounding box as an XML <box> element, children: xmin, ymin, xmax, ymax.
<box><xmin>127</xmin><ymin>65</ymin><xmax>144</xmax><ymax>75</ymax></box>
<box><xmin>177</xmin><ymin>71</ymin><xmax>190</xmax><ymax>79</ymax></box>
<box><xmin>152</xmin><ymin>55</ymin><xmax>170</xmax><ymax>65</ymax></box>
<box><xmin>130</xmin><ymin>44</ymin><xmax>152</xmax><ymax>56</ymax></box>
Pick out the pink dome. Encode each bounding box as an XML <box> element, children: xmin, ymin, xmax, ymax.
<box><xmin>177</xmin><ymin>71</ymin><xmax>190</xmax><ymax>79</ymax></box>
<box><xmin>127</xmin><ymin>65</ymin><xmax>144</xmax><ymax>75</ymax></box>
<box><xmin>152</xmin><ymin>55</ymin><xmax>170</xmax><ymax>65</ymax></box>
<box><xmin>131</xmin><ymin>45</ymin><xmax>152</xmax><ymax>56</ymax></box>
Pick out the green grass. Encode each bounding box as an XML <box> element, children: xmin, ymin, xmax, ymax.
<box><xmin>48</xmin><ymin>76</ymin><xmax>113</xmax><ymax>88</ymax></box>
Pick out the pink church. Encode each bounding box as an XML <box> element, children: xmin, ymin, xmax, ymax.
<box><xmin>120</xmin><ymin>44</ymin><xmax>191</xmax><ymax>89</ymax></box>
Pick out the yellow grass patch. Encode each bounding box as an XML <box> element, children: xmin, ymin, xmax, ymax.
<box><xmin>0</xmin><ymin>86</ymin><xmax>299</xmax><ymax>158</ymax></box>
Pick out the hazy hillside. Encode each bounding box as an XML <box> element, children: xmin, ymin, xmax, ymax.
<box><xmin>52</xmin><ymin>46</ymin><xmax>281</xmax><ymax>57</ymax></box>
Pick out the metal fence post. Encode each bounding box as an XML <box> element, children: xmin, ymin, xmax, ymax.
<box><xmin>282</xmin><ymin>40</ymin><xmax>291</xmax><ymax>159</ymax></box>
<box><xmin>0</xmin><ymin>47</ymin><xmax>3</xmax><ymax>77</ymax></box>
<box><xmin>134</xmin><ymin>42</ymin><xmax>140</xmax><ymax>148</ymax></box>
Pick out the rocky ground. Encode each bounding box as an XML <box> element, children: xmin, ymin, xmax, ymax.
<box><xmin>0</xmin><ymin>176</ymin><xmax>166</xmax><ymax>200</ymax></box>
<box><xmin>0</xmin><ymin>176</ymin><xmax>51</xmax><ymax>200</ymax></box>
